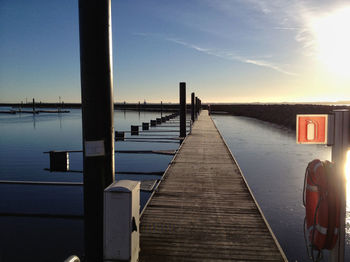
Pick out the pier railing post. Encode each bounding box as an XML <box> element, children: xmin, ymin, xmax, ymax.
<box><xmin>179</xmin><ymin>82</ymin><xmax>186</xmax><ymax>138</ymax></box>
<box><xmin>78</xmin><ymin>0</ymin><xmax>115</xmax><ymax>261</ymax></box>
<box><xmin>330</xmin><ymin>110</ymin><xmax>349</xmax><ymax>262</ymax></box>
<box><xmin>191</xmin><ymin>92</ymin><xmax>195</xmax><ymax>122</ymax></box>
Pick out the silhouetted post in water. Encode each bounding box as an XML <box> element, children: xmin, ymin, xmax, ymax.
<box><xmin>179</xmin><ymin>82</ymin><xmax>186</xmax><ymax>138</ymax></box>
<box><xmin>330</xmin><ymin>110</ymin><xmax>349</xmax><ymax>262</ymax></box>
<box><xmin>195</xmin><ymin>97</ymin><xmax>199</xmax><ymax>116</ymax></box>
<box><xmin>32</xmin><ymin>98</ymin><xmax>35</xmax><ymax>112</ymax></box>
<box><xmin>138</xmin><ymin>101</ymin><xmax>141</xmax><ymax>111</ymax></box>
<box><xmin>78</xmin><ymin>0</ymin><xmax>114</xmax><ymax>261</ymax></box>
<box><xmin>191</xmin><ymin>92</ymin><xmax>195</xmax><ymax>122</ymax></box>
<box><xmin>161</xmin><ymin>101</ymin><xmax>163</xmax><ymax>117</ymax></box>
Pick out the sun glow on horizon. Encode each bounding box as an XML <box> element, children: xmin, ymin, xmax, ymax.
<box><xmin>311</xmin><ymin>6</ymin><xmax>350</xmax><ymax>77</ymax></box>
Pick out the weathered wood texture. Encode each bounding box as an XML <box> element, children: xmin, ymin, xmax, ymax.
<box><xmin>140</xmin><ymin>111</ymin><xmax>287</xmax><ymax>261</ymax></box>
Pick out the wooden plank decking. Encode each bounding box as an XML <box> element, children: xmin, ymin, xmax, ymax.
<box><xmin>140</xmin><ymin>111</ymin><xmax>287</xmax><ymax>261</ymax></box>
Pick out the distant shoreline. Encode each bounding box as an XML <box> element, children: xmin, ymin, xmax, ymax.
<box><xmin>0</xmin><ymin>102</ymin><xmax>180</xmax><ymax>111</ymax></box>
<box><xmin>2</xmin><ymin>102</ymin><xmax>350</xmax><ymax>130</ymax></box>
<box><xmin>208</xmin><ymin>104</ymin><xmax>350</xmax><ymax>130</ymax></box>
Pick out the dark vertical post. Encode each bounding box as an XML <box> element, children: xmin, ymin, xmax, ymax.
<box><xmin>191</xmin><ymin>92</ymin><xmax>195</xmax><ymax>122</ymax></box>
<box><xmin>330</xmin><ymin>110</ymin><xmax>349</xmax><ymax>262</ymax></box>
<box><xmin>195</xmin><ymin>97</ymin><xmax>199</xmax><ymax>116</ymax></box>
<box><xmin>32</xmin><ymin>98</ymin><xmax>35</xmax><ymax>112</ymax></box>
<box><xmin>160</xmin><ymin>101</ymin><xmax>163</xmax><ymax>117</ymax></box>
<box><xmin>78</xmin><ymin>0</ymin><xmax>114</xmax><ymax>261</ymax></box>
<box><xmin>179</xmin><ymin>82</ymin><xmax>186</xmax><ymax>138</ymax></box>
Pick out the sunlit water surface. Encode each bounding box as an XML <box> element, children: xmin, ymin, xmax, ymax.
<box><xmin>213</xmin><ymin>114</ymin><xmax>350</xmax><ymax>262</ymax></box>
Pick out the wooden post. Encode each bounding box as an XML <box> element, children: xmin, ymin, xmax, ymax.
<box><xmin>195</xmin><ymin>96</ymin><xmax>199</xmax><ymax>116</ymax></box>
<box><xmin>330</xmin><ymin>110</ymin><xmax>349</xmax><ymax>262</ymax></box>
<box><xmin>78</xmin><ymin>0</ymin><xmax>115</xmax><ymax>261</ymax></box>
<box><xmin>191</xmin><ymin>92</ymin><xmax>195</xmax><ymax>122</ymax></box>
<box><xmin>161</xmin><ymin>101</ymin><xmax>163</xmax><ymax>117</ymax></box>
<box><xmin>32</xmin><ymin>98</ymin><xmax>35</xmax><ymax>112</ymax></box>
<box><xmin>179</xmin><ymin>82</ymin><xmax>186</xmax><ymax>138</ymax></box>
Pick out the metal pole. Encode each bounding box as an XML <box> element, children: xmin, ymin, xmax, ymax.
<box><xmin>191</xmin><ymin>92</ymin><xmax>195</xmax><ymax>122</ymax></box>
<box><xmin>179</xmin><ymin>82</ymin><xmax>186</xmax><ymax>138</ymax></box>
<box><xmin>78</xmin><ymin>0</ymin><xmax>114</xmax><ymax>261</ymax></box>
<box><xmin>330</xmin><ymin>110</ymin><xmax>349</xmax><ymax>262</ymax></box>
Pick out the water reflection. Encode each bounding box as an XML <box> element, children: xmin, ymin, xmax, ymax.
<box><xmin>32</xmin><ymin>114</ymin><xmax>36</xmax><ymax>129</ymax></box>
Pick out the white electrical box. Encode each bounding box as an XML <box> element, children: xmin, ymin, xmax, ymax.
<box><xmin>104</xmin><ymin>180</ymin><xmax>140</xmax><ymax>262</ymax></box>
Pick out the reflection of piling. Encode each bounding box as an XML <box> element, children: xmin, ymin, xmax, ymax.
<box><xmin>179</xmin><ymin>82</ymin><xmax>186</xmax><ymax>138</ymax></box>
<box><xmin>191</xmin><ymin>92</ymin><xmax>195</xmax><ymax>122</ymax></box>
<box><xmin>78</xmin><ymin>0</ymin><xmax>115</xmax><ymax>261</ymax></box>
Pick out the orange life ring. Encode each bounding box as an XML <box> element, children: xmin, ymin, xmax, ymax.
<box><xmin>303</xmin><ymin>159</ymin><xmax>339</xmax><ymax>251</ymax></box>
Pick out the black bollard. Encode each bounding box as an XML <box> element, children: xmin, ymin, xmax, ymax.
<box><xmin>131</xmin><ymin>125</ymin><xmax>139</xmax><ymax>135</ymax></box>
<box><xmin>142</xmin><ymin>122</ymin><xmax>149</xmax><ymax>131</ymax></box>
<box><xmin>150</xmin><ymin>120</ymin><xmax>157</xmax><ymax>127</ymax></box>
<box><xmin>115</xmin><ymin>131</ymin><xmax>125</xmax><ymax>141</ymax></box>
<box><xmin>49</xmin><ymin>151</ymin><xmax>69</xmax><ymax>172</ymax></box>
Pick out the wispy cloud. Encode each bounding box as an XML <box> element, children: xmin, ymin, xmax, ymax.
<box><xmin>165</xmin><ymin>37</ymin><xmax>297</xmax><ymax>76</ymax></box>
<box><xmin>135</xmin><ymin>33</ymin><xmax>296</xmax><ymax>76</ymax></box>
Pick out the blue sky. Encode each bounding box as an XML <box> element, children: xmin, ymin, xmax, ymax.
<box><xmin>1</xmin><ymin>0</ymin><xmax>350</xmax><ymax>103</ymax></box>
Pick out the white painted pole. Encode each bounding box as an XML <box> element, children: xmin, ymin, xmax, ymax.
<box><xmin>330</xmin><ymin>109</ymin><xmax>349</xmax><ymax>262</ymax></box>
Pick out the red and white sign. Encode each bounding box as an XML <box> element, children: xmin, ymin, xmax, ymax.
<box><xmin>296</xmin><ymin>114</ymin><xmax>329</xmax><ymax>144</ymax></box>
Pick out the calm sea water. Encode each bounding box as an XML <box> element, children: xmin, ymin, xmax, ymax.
<box><xmin>213</xmin><ymin>114</ymin><xmax>350</xmax><ymax>262</ymax></box>
<box><xmin>0</xmin><ymin>109</ymin><xmax>182</xmax><ymax>261</ymax></box>
<box><xmin>1</xmin><ymin>109</ymin><xmax>349</xmax><ymax>261</ymax></box>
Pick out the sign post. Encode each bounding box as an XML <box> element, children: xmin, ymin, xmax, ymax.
<box><xmin>330</xmin><ymin>110</ymin><xmax>349</xmax><ymax>262</ymax></box>
<box><xmin>296</xmin><ymin>111</ymin><xmax>349</xmax><ymax>262</ymax></box>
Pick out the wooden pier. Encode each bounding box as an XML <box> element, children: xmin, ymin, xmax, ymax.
<box><xmin>139</xmin><ymin>110</ymin><xmax>287</xmax><ymax>261</ymax></box>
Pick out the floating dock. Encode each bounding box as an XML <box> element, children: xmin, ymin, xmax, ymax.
<box><xmin>140</xmin><ymin>110</ymin><xmax>287</xmax><ymax>261</ymax></box>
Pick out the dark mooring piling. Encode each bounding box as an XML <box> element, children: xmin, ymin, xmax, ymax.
<box><xmin>179</xmin><ymin>82</ymin><xmax>186</xmax><ymax>138</ymax></box>
<box><xmin>191</xmin><ymin>92</ymin><xmax>195</xmax><ymax>122</ymax></box>
<box><xmin>78</xmin><ymin>0</ymin><xmax>115</xmax><ymax>261</ymax></box>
